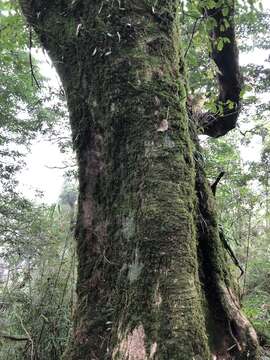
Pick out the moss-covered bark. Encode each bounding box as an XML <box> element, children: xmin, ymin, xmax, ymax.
<box><xmin>20</xmin><ymin>0</ymin><xmax>259</xmax><ymax>359</ymax></box>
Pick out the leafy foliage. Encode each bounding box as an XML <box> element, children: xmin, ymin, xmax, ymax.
<box><xmin>0</xmin><ymin>0</ymin><xmax>69</xmax><ymax>193</ymax></box>
<box><xmin>0</xmin><ymin>204</ymin><xmax>76</xmax><ymax>360</ymax></box>
<box><xmin>182</xmin><ymin>0</ymin><xmax>270</xmax><ymax>347</ymax></box>
<box><xmin>0</xmin><ymin>4</ymin><xmax>75</xmax><ymax>358</ymax></box>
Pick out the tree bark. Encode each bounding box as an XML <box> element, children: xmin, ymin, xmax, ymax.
<box><xmin>20</xmin><ymin>1</ymin><xmax>259</xmax><ymax>359</ymax></box>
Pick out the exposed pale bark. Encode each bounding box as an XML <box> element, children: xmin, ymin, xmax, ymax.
<box><xmin>19</xmin><ymin>0</ymin><xmax>259</xmax><ymax>359</ymax></box>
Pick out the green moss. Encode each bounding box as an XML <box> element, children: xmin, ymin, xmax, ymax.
<box><xmin>29</xmin><ymin>1</ymin><xmax>221</xmax><ymax>359</ymax></box>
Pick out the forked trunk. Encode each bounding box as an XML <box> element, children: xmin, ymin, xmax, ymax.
<box><xmin>20</xmin><ymin>1</ymin><xmax>259</xmax><ymax>359</ymax></box>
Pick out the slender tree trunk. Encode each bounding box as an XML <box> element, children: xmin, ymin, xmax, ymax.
<box><xmin>265</xmin><ymin>175</ymin><xmax>269</xmax><ymax>228</ymax></box>
<box><xmin>20</xmin><ymin>1</ymin><xmax>259</xmax><ymax>359</ymax></box>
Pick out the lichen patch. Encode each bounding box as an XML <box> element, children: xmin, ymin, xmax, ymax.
<box><xmin>163</xmin><ymin>133</ymin><xmax>175</xmax><ymax>148</ymax></box>
<box><xmin>127</xmin><ymin>247</ymin><xmax>143</xmax><ymax>282</ymax></box>
<box><xmin>122</xmin><ymin>213</ymin><xmax>136</xmax><ymax>241</ymax></box>
<box><xmin>154</xmin><ymin>282</ymin><xmax>162</xmax><ymax>307</ymax></box>
<box><xmin>157</xmin><ymin>119</ymin><xmax>168</xmax><ymax>132</ymax></box>
<box><xmin>149</xmin><ymin>342</ymin><xmax>157</xmax><ymax>359</ymax></box>
<box><xmin>128</xmin><ymin>261</ymin><xmax>143</xmax><ymax>283</ymax></box>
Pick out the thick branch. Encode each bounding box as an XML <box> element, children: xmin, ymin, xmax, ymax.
<box><xmin>198</xmin><ymin>1</ymin><xmax>243</xmax><ymax>138</ymax></box>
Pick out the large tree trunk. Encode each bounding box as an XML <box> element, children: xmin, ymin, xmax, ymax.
<box><xmin>20</xmin><ymin>1</ymin><xmax>259</xmax><ymax>359</ymax></box>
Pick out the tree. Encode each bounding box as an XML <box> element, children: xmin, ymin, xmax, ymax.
<box><xmin>19</xmin><ymin>1</ymin><xmax>259</xmax><ymax>359</ymax></box>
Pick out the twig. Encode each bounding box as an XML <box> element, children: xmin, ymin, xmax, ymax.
<box><xmin>45</xmin><ymin>164</ymin><xmax>74</xmax><ymax>170</ymax></box>
<box><xmin>242</xmin><ymin>209</ymin><xmax>252</xmax><ymax>298</ymax></box>
<box><xmin>28</xmin><ymin>26</ymin><xmax>40</xmax><ymax>89</ymax></box>
<box><xmin>228</xmin><ymin>320</ymin><xmax>242</xmax><ymax>352</ymax></box>
<box><xmin>184</xmin><ymin>17</ymin><xmax>201</xmax><ymax>58</ymax></box>
<box><xmin>237</xmin><ymin>123</ymin><xmax>265</xmax><ymax>137</ymax></box>
<box><xmin>0</xmin><ymin>332</ymin><xmax>28</xmax><ymax>342</ymax></box>
<box><xmin>17</xmin><ymin>314</ymin><xmax>35</xmax><ymax>360</ymax></box>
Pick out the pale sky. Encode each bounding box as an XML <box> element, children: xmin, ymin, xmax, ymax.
<box><xmin>18</xmin><ymin>140</ymin><xmax>68</xmax><ymax>203</ymax></box>
<box><xmin>18</xmin><ymin>52</ymin><xmax>69</xmax><ymax>203</ymax></box>
<box><xmin>18</xmin><ymin>2</ymin><xmax>270</xmax><ymax>204</ymax></box>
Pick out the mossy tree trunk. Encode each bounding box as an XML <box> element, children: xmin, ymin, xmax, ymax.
<box><xmin>20</xmin><ymin>1</ymin><xmax>259</xmax><ymax>359</ymax></box>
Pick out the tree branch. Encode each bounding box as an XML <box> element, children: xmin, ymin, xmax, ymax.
<box><xmin>196</xmin><ymin>1</ymin><xmax>243</xmax><ymax>138</ymax></box>
<box><xmin>184</xmin><ymin>16</ymin><xmax>203</xmax><ymax>58</ymax></box>
<box><xmin>0</xmin><ymin>332</ymin><xmax>29</xmax><ymax>342</ymax></box>
<box><xmin>211</xmin><ymin>171</ymin><xmax>225</xmax><ymax>196</ymax></box>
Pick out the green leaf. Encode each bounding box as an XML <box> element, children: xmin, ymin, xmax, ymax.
<box><xmin>217</xmin><ymin>38</ymin><xmax>224</xmax><ymax>51</ymax></box>
<box><xmin>222</xmin><ymin>7</ymin><xmax>229</xmax><ymax>17</ymax></box>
